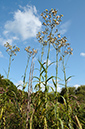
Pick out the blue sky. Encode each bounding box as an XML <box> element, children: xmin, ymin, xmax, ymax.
<box><xmin>0</xmin><ymin>0</ymin><xmax>85</xmax><ymax>92</ymax></box>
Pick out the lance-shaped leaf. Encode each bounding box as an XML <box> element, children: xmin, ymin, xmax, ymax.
<box><xmin>60</xmin><ymin>96</ymin><xmax>66</xmax><ymax>106</ymax></box>
<box><xmin>47</xmin><ymin>61</ymin><xmax>55</xmax><ymax>68</ymax></box>
<box><xmin>0</xmin><ymin>108</ymin><xmax>4</xmax><ymax>120</ymax></box>
<box><xmin>38</xmin><ymin>59</ymin><xmax>46</xmax><ymax>73</ymax></box>
<box><xmin>66</xmin><ymin>75</ymin><xmax>74</xmax><ymax>82</ymax></box>
<box><xmin>52</xmin><ymin>78</ymin><xmax>56</xmax><ymax>87</ymax></box>
<box><xmin>58</xmin><ymin>118</ymin><xmax>64</xmax><ymax>129</ymax></box>
<box><xmin>45</xmin><ymin>76</ymin><xmax>54</xmax><ymax>83</ymax></box>
<box><xmin>23</xmin><ymin>82</ymin><xmax>28</xmax><ymax>90</ymax></box>
<box><xmin>33</xmin><ymin>76</ymin><xmax>40</xmax><ymax>81</ymax></box>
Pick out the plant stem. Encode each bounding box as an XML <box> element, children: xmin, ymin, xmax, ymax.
<box><xmin>7</xmin><ymin>55</ymin><xmax>12</xmax><ymax>79</ymax></box>
<box><xmin>44</xmin><ymin>43</ymin><xmax>50</xmax><ymax>129</ymax></box>
<box><xmin>62</xmin><ymin>56</ymin><xmax>69</xmax><ymax>126</ymax></box>
<box><xmin>39</xmin><ymin>45</ymin><xmax>44</xmax><ymax>91</ymax></box>
<box><xmin>26</xmin><ymin>54</ymin><xmax>34</xmax><ymax>129</ymax></box>
<box><xmin>55</xmin><ymin>51</ymin><xmax>59</xmax><ymax>128</ymax></box>
<box><xmin>23</xmin><ymin>54</ymin><xmax>30</xmax><ymax>84</ymax></box>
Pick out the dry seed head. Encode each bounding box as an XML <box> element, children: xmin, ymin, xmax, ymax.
<box><xmin>60</xmin><ymin>14</ymin><xmax>63</xmax><ymax>17</ymax></box>
<box><xmin>18</xmin><ymin>48</ymin><xmax>20</xmax><ymax>51</ymax></box>
<box><xmin>45</xmin><ymin>15</ymin><xmax>48</xmax><ymax>18</ymax></box>
<box><xmin>53</xmin><ymin>19</ymin><xmax>56</xmax><ymax>22</ymax></box>
<box><xmin>56</xmin><ymin>15</ymin><xmax>60</xmax><ymax>19</ymax></box>
<box><xmin>56</xmin><ymin>21</ymin><xmax>59</xmax><ymax>25</ymax></box>
<box><xmin>13</xmin><ymin>45</ymin><xmax>15</xmax><ymax>48</ymax></box>
<box><xmin>59</xmin><ymin>56</ymin><xmax>62</xmax><ymax>61</ymax></box>
<box><xmin>32</xmin><ymin>49</ymin><xmax>37</xmax><ymax>54</ymax></box>
<box><xmin>54</xmin><ymin>37</ymin><xmax>57</xmax><ymax>40</ymax></box>
<box><xmin>6</xmin><ymin>49</ymin><xmax>9</xmax><ymax>52</ymax></box>
<box><xmin>67</xmin><ymin>47</ymin><xmax>70</xmax><ymax>50</ymax></box>
<box><xmin>29</xmin><ymin>51</ymin><xmax>32</xmax><ymax>54</ymax></box>
<box><xmin>71</xmin><ymin>48</ymin><xmax>73</xmax><ymax>51</ymax></box>
<box><xmin>64</xmin><ymin>51</ymin><xmax>67</xmax><ymax>53</ymax></box>
<box><xmin>41</xmin><ymin>13</ymin><xmax>43</xmax><ymax>16</ymax></box>
<box><xmin>43</xmin><ymin>16</ymin><xmax>46</xmax><ymax>20</ymax></box>
<box><xmin>45</xmin><ymin>9</ymin><xmax>48</xmax><ymax>12</ymax></box>
<box><xmin>58</xmin><ymin>34</ymin><xmax>61</xmax><ymax>38</ymax></box>
<box><xmin>52</xmin><ymin>10</ymin><xmax>55</xmax><ymax>14</ymax></box>
<box><xmin>43</xmin><ymin>22</ymin><xmax>46</xmax><ymax>26</ymax></box>
<box><xmin>70</xmin><ymin>52</ymin><xmax>73</xmax><ymax>55</ymax></box>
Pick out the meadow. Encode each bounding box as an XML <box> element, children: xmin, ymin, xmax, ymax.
<box><xmin>0</xmin><ymin>8</ymin><xmax>85</xmax><ymax>129</ymax></box>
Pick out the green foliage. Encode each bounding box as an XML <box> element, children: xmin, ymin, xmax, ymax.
<box><xmin>0</xmin><ymin>75</ymin><xmax>85</xmax><ymax>128</ymax></box>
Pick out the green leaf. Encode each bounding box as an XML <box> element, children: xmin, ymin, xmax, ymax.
<box><xmin>42</xmin><ymin>76</ymin><xmax>44</xmax><ymax>81</ymax></box>
<box><xmin>47</xmin><ymin>61</ymin><xmax>55</xmax><ymax>68</ymax></box>
<box><xmin>52</xmin><ymin>78</ymin><xmax>56</xmax><ymax>87</ymax></box>
<box><xmin>0</xmin><ymin>108</ymin><xmax>4</xmax><ymax>120</ymax></box>
<box><xmin>38</xmin><ymin>59</ymin><xmax>46</xmax><ymax>73</ymax></box>
<box><xmin>50</xmin><ymin>86</ymin><xmax>55</xmax><ymax>92</ymax></box>
<box><xmin>60</xmin><ymin>96</ymin><xmax>66</xmax><ymax>106</ymax></box>
<box><xmin>66</xmin><ymin>75</ymin><xmax>74</xmax><ymax>82</ymax></box>
<box><xmin>75</xmin><ymin>115</ymin><xmax>82</xmax><ymax>129</ymax></box>
<box><xmin>34</xmin><ymin>83</ymin><xmax>39</xmax><ymax>90</ymax></box>
<box><xmin>45</xmin><ymin>76</ymin><xmax>54</xmax><ymax>83</ymax></box>
<box><xmin>58</xmin><ymin>118</ymin><xmax>64</xmax><ymax>129</ymax></box>
<box><xmin>40</xmin><ymin>69</ymin><xmax>45</xmax><ymax>76</ymax></box>
<box><xmin>23</xmin><ymin>82</ymin><xmax>28</xmax><ymax>90</ymax></box>
<box><xmin>33</xmin><ymin>76</ymin><xmax>40</xmax><ymax>81</ymax></box>
<box><xmin>59</xmin><ymin>83</ymin><xmax>65</xmax><ymax>86</ymax></box>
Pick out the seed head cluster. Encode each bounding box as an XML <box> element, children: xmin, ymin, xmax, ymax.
<box><xmin>36</xmin><ymin>9</ymin><xmax>73</xmax><ymax>58</ymax></box>
<box><xmin>4</xmin><ymin>42</ymin><xmax>20</xmax><ymax>56</ymax></box>
<box><xmin>25</xmin><ymin>46</ymin><xmax>37</xmax><ymax>56</ymax></box>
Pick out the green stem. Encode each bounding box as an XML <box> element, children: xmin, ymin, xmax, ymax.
<box><xmin>7</xmin><ymin>55</ymin><xmax>12</xmax><ymax>79</ymax></box>
<box><xmin>26</xmin><ymin>54</ymin><xmax>35</xmax><ymax>129</ymax></box>
<box><xmin>62</xmin><ymin>56</ymin><xmax>69</xmax><ymax>126</ymax></box>
<box><xmin>55</xmin><ymin>51</ymin><xmax>59</xmax><ymax>128</ymax></box>
<box><xmin>39</xmin><ymin>45</ymin><xmax>44</xmax><ymax>91</ymax></box>
<box><xmin>23</xmin><ymin>54</ymin><xmax>30</xmax><ymax>84</ymax></box>
<box><xmin>44</xmin><ymin>43</ymin><xmax>50</xmax><ymax>129</ymax></box>
<box><xmin>38</xmin><ymin>46</ymin><xmax>44</xmax><ymax>106</ymax></box>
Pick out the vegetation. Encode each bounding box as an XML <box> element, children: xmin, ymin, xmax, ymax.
<box><xmin>0</xmin><ymin>8</ymin><xmax>85</xmax><ymax>128</ymax></box>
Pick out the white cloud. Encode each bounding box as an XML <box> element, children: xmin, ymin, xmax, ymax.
<box><xmin>74</xmin><ymin>84</ymin><xmax>80</xmax><ymax>89</ymax></box>
<box><xmin>80</xmin><ymin>52</ymin><xmax>85</xmax><ymax>57</ymax></box>
<box><xmin>0</xmin><ymin>36</ymin><xmax>18</xmax><ymax>45</ymax></box>
<box><xmin>0</xmin><ymin>51</ymin><xmax>4</xmax><ymax>57</ymax></box>
<box><xmin>3</xmin><ymin>5</ymin><xmax>42</xmax><ymax>41</ymax></box>
<box><xmin>59</xmin><ymin>21</ymin><xmax>71</xmax><ymax>35</ymax></box>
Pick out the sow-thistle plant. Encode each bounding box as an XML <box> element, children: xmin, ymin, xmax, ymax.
<box><xmin>36</xmin><ymin>8</ymin><xmax>74</xmax><ymax>128</ymax></box>
<box><xmin>54</xmin><ymin>37</ymin><xmax>73</xmax><ymax>127</ymax></box>
<box><xmin>36</xmin><ymin>8</ymin><xmax>64</xmax><ymax>128</ymax></box>
<box><xmin>4</xmin><ymin>42</ymin><xmax>20</xmax><ymax>79</ymax></box>
<box><xmin>3</xmin><ymin>42</ymin><xmax>20</xmax><ymax>129</ymax></box>
<box><xmin>23</xmin><ymin>46</ymin><xmax>32</xmax><ymax>88</ymax></box>
<box><xmin>26</xmin><ymin>47</ymin><xmax>37</xmax><ymax>129</ymax></box>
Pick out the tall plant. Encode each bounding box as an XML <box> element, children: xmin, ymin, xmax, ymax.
<box><xmin>36</xmin><ymin>8</ymin><xmax>64</xmax><ymax>128</ymax></box>
<box><xmin>26</xmin><ymin>48</ymin><xmax>37</xmax><ymax>129</ymax></box>
<box><xmin>4</xmin><ymin>42</ymin><xmax>20</xmax><ymax>129</ymax></box>
<box><xmin>4</xmin><ymin>42</ymin><xmax>20</xmax><ymax>79</ymax></box>
<box><xmin>37</xmin><ymin>8</ymin><xmax>74</xmax><ymax>128</ymax></box>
